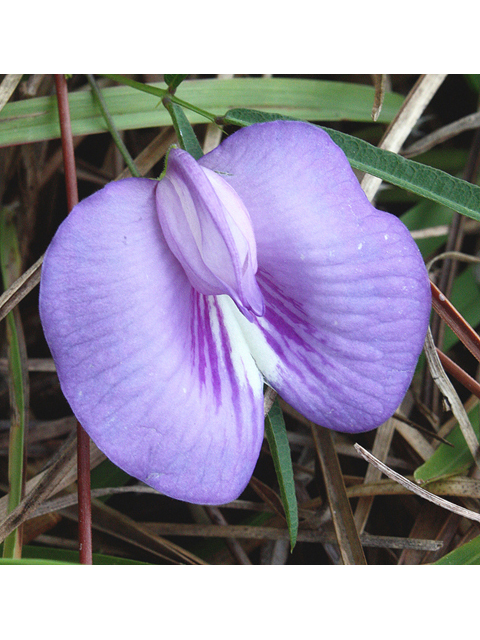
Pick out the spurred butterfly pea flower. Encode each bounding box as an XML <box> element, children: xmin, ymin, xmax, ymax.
<box><xmin>39</xmin><ymin>121</ymin><xmax>431</xmax><ymax>505</ymax></box>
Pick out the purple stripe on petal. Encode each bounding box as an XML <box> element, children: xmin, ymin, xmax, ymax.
<box><xmin>40</xmin><ymin>177</ymin><xmax>264</xmax><ymax>505</ymax></box>
<box><xmin>201</xmin><ymin>121</ymin><xmax>431</xmax><ymax>433</ymax></box>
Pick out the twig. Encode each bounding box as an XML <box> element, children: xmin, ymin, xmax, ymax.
<box><xmin>403</xmin><ymin>111</ymin><xmax>480</xmax><ymax>158</ymax></box>
<box><xmin>205</xmin><ymin>506</ymin><xmax>252</xmax><ymax>565</ymax></box>
<box><xmin>424</xmin><ymin>327</ymin><xmax>480</xmax><ymax>470</ymax></box>
<box><xmin>0</xmin><ymin>254</ymin><xmax>43</xmax><ymax>324</ymax></box>
<box><xmin>0</xmin><ymin>74</ymin><xmax>23</xmax><ymax>113</ymax></box>
<box><xmin>311</xmin><ymin>424</ymin><xmax>367</xmax><ymax>564</ymax></box>
<box><xmin>141</xmin><ymin>522</ymin><xmax>442</xmax><ymax>552</ymax></box>
<box><xmin>354</xmin><ymin>444</ymin><xmax>480</xmax><ymax>524</ymax></box>
<box><xmin>0</xmin><ymin>432</ymin><xmax>77</xmax><ymax>542</ymax></box>
<box><xmin>353</xmin><ymin>418</ymin><xmax>395</xmax><ymax>534</ymax></box>
<box><xmin>430</xmin><ymin>280</ymin><xmax>480</xmax><ymax>364</ymax></box>
<box><xmin>427</xmin><ymin>125</ymin><xmax>480</xmax><ymax>409</ymax></box>
<box><xmin>436</xmin><ymin>348</ymin><xmax>480</xmax><ymax>401</ymax></box>
<box><xmin>54</xmin><ymin>74</ymin><xmax>92</xmax><ymax>565</ymax></box>
<box><xmin>361</xmin><ymin>74</ymin><xmax>447</xmax><ymax>201</ymax></box>
<box><xmin>371</xmin><ymin>74</ymin><xmax>386</xmax><ymax>122</ymax></box>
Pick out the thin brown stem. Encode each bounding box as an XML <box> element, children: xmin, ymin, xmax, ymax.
<box><xmin>435</xmin><ymin>348</ymin><xmax>480</xmax><ymax>401</ymax></box>
<box><xmin>54</xmin><ymin>74</ymin><xmax>92</xmax><ymax>565</ymax></box>
<box><xmin>430</xmin><ymin>281</ymin><xmax>480</xmax><ymax>365</ymax></box>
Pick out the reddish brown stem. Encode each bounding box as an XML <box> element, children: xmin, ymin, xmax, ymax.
<box><xmin>54</xmin><ymin>74</ymin><xmax>93</xmax><ymax>565</ymax></box>
<box><xmin>430</xmin><ymin>281</ymin><xmax>480</xmax><ymax>365</ymax></box>
<box><xmin>436</xmin><ymin>347</ymin><xmax>480</xmax><ymax>402</ymax></box>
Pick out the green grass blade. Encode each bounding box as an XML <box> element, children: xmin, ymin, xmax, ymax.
<box><xmin>0</xmin><ymin>77</ymin><xmax>405</xmax><ymax>148</ymax></box>
<box><xmin>414</xmin><ymin>404</ymin><xmax>480</xmax><ymax>484</ymax></box>
<box><xmin>323</xmin><ymin>126</ymin><xmax>480</xmax><ymax>220</ymax></box>
<box><xmin>0</xmin><ymin>207</ymin><xmax>28</xmax><ymax>559</ymax></box>
<box><xmin>434</xmin><ymin>534</ymin><xmax>480</xmax><ymax>565</ymax></box>
<box><xmin>18</xmin><ymin>545</ymin><xmax>150</xmax><ymax>565</ymax></box>
<box><xmin>264</xmin><ymin>397</ymin><xmax>298</xmax><ymax>550</ymax></box>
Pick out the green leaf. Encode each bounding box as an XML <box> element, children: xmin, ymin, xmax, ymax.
<box><xmin>0</xmin><ymin>206</ymin><xmax>28</xmax><ymax>559</ymax></box>
<box><xmin>164</xmin><ymin>74</ymin><xmax>189</xmax><ymax>92</ymax></box>
<box><xmin>264</xmin><ymin>397</ymin><xmax>298</xmax><ymax>550</ymax></box>
<box><xmin>0</xmin><ymin>77</ymin><xmax>405</xmax><ymax>147</ymax></box>
<box><xmin>222</xmin><ymin>108</ymin><xmax>480</xmax><ymax>221</ymax></box>
<box><xmin>0</xmin><ymin>557</ymin><xmax>76</xmax><ymax>565</ymax></box>
<box><xmin>163</xmin><ymin>99</ymin><xmax>204</xmax><ymax>160</ymax></box>
<box><xmin>434</xmin><ymin>534</ymin><xmax>480</xmax><ymax>565</ymax></box>
<box><xmin>323</xmin><ymin>126</ymin><xmax>480</xmax><ymax>221</ymax></box>
<box><xmin>414</xmin><ymin>403</ymin><xmax>480</xmax><ymax>484</ymax></box>
<box><xmin>11</xmin><ymin>545</ymin><xmax>149</xmax><ymax>565</ymax></box>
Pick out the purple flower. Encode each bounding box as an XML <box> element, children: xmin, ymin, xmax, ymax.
<box><xmin>39</xmin><ymin>121</ymin><xmax>431</xmax><ymax>505</ymax></box>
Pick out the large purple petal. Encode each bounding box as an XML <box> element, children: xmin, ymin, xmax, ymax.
<box><xmin>200</xmin><ymin>121</ymin><xmax>431</xmax><ymax>432</ymax></box>
<box><xmin>39</xmin><ymin>178</ymin><xmax>264</xmax><ymax>504</ymax></box>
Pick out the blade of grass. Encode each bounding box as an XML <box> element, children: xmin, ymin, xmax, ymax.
<box><xmin>0</xmin><ymin>437</ymin><xmax>106</xmax><ymax>541</ymax></box>
<box><xmin>140</xmin><ymin>522</ymin><xmax>442</xmax><ymax>551</ymax></box>
<box><xmin>62</xmin><ymin>498</ymin><xmax>208</xmax><ymax>565</ymax></box>
<box><xmin>0</xmin><ymin>76</ymin><xmax>405</xmax><ymax>147</ymax></box>
<box><xmin>353</xmin><ymin>418</ymin><xmax>395</xmax><ymax>534</ymax></box>
<box><xmin>0</xmin><ymin>254</ymin><xmax>42</xmax><ymax>324</ymax></box>
<box><xmin>0</xmin><ymin>432</ymin><xmax>77</xmax><ymax>542</ymax></box>
<box><xmin>414</xmin><ymin>401</ymin><xmax>480</xmax><ymax>484</ymax></box>
<box><xmin>347</xmin><ymin>476</ymin><xmax>480</xmax><ymax>499</ymax></box>
<box><xmin>311</xmin><ymin>423</ymin><xmax>367</xmax><ymax>564</ymax></box>
<box><xmin>0</xmin><ymin>74</ymin><xmax>23</xmax><ymax>113</ymax></box>
<box><xmin>264</xmin><ymin>398</ymin><xmax>298</xmax><ymax>550</ymax></box>
<box><xmin>0</xmin><ymin>206</ymin><xmax>29</xmax><ymax>558</ymax></box>
<box><xmin>424</xmin><ymin>327</ymin><xmax>480</xmax><ymax>470</ymax></box>
<box><xmin>355</xmin><ymin>444</ymin><xmax>480</xmax><ymax>525</ymax></box>
<box><xmin>361</xmin><ymin>74</ymin><xmax>447</xmax><ymax>200</ymax></box>
<box><xmin>434</xmin><ymin>534</ymin><xmax>480</xmax><ymax>565</ymax></box>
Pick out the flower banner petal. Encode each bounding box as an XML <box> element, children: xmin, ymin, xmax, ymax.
<box><xmin>39</xmin><ymin>178</ymin><xmax>264</xmax><ymax>504</ymax></box>
<box><xmin>201</xmin><ymin>122</ymin><xmax>431</xmax><ymax>432</ymax></box>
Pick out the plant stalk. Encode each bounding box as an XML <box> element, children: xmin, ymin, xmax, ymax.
<box><xmin>54</xmin><ymin>74</ymin><xmax>93</xmax><ymax>565</ymax></box>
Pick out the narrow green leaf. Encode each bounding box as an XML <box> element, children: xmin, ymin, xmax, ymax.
<box><xmin>163</xmin><ymin>99</ymin><xmax>204</xmax><ymax>160</ymax></box>
<box><xmin>222</xmin><ymin>108</ymin><xmax>296</xmax><ymax>127</ymax></box>
<box><xmin>434</xmin><ymin>534</ymin><xmax>480</xmax><ymax>565</ymax></box>
<box><xmin>222</xmin><ymin>108</ymin><xmax>480</xmax><ymax>221</ymax></box>
<box><xmin>19</xmin><ymin>545</ymin><xmax>149</xmax><ymax>565</ymax></box>
<box><xmin>414</xmin><ymin>404</ymin><xmax>480</xmax><ymax>484</ymax></box>
<box><xmin>264</xmin><ymin>397</ymin><xmax>298</xmax><ymax>550</ymax></box>
<box><xmin>0</xmin><ymin>207</ymin><xmax>28</xmax><ymax>559</ymax></box>
<box><xmin>164</xmin><ymin>74</ymin><xmax>189</xmax><ymax>92</ymax></box>
<box><xmin>323</xmin><ymin>126</ymin><xmax>480</xmax><ymax>221</ymax></box>
<box><xmin>0</xmin><ymin>77</ymin><xmax>405</xmax><ymax>147</ymax></box>
<box><xmin>0</xmin><ymin>557</ymin><xmax>76</xmax><ymax>565</ymax></box>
